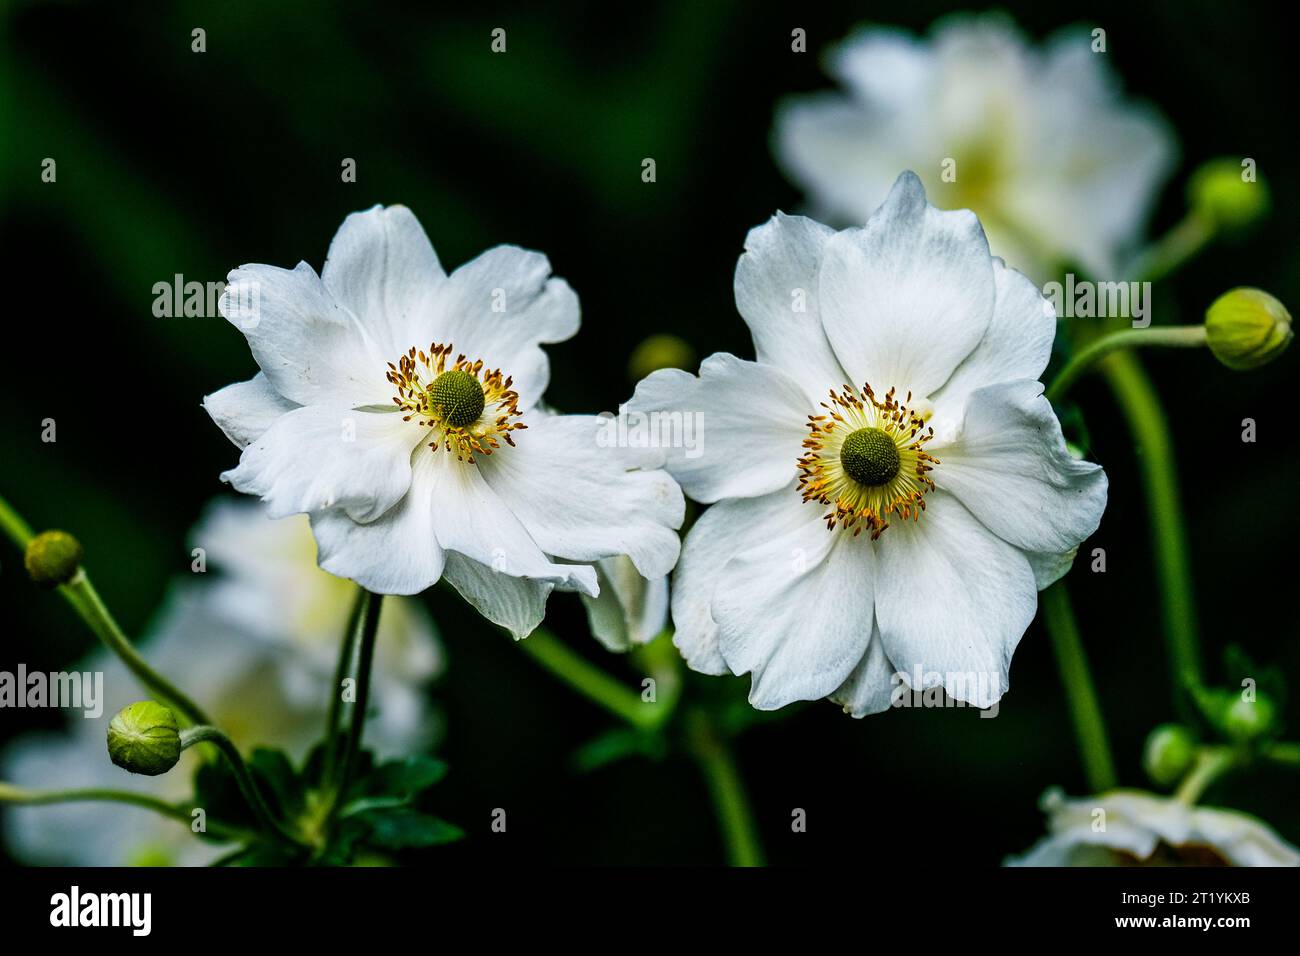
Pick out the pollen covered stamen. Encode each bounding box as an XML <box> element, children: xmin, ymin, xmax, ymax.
<box><xmin>387</xmin><ymin>342</ymin><xmax>525</xmax><ymax>463</ymax></box>
<box><xmin>798</xmin><ymin>383</ymin><xmax>939</xmax><ymax>539</ymax></box>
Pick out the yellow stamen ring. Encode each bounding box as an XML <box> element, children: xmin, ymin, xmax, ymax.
<box><xmin>797</xmin><ymin>383</ymin><xmax>939</xmax><ymax>539</ymax></box>
<box><xmin>386</xmin><ymin>342</ymin><xmax>526</xmax><ymax>463</ymax></box>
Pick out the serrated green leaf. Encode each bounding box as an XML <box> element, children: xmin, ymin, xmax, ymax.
<box><xmin>356</xmin><ymin>808</ymin><xmax>465</xmax><ymax>849</ymax></box>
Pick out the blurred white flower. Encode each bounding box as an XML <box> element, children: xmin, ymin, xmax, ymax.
<box><xmin>775</xmin><ymin>13</ymin><xmax>1175</xmax><ymax>281</ymax></box>
<box><xmin>1007</xmin><ymin>788</ymin><xmax>1300</xmax><ymax>866</ymax></box>
<box><xmin>204</xmin><ymin>205</ymin><xmax>683</xmax><ymax>638</ymax></box>
<box><xmin>631</xmin><ymin>173</ymin><xmax>1107</xmax><ymax>714</ymax></box>
<box><xmin>1</xmin><ymin>501</ymin><xmax>442</xmax><ymax>866</ymax></box>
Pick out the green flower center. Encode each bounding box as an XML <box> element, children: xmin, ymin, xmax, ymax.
<box><xmin>840</xmin><ymin>427</ymin><xmax>900</xmax><ymax>486</ymax></box>
<box><xmin>426</xmin><ymin>369</ymin><xmax>485</xmax><ymax>428</ymax></box>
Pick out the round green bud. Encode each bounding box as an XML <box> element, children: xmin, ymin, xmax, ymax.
<box><xmin>1222</xmin><ymin>692</ymin><xmax>1278</xmax><ymax>743</ymax></box>
<box><xmin>108</xmin><ymin>701</ymin><xmax>182</xmax><ymax>776</ymax></box>
<box><xmin>1205</xmin><ymin>287</ymin><xmax>1292</xmax><ymax>371</ymax></box>
<box><xmin>1188</xmin><ymin>158</ymin><xmax>1269</xmax><ymax>231</ymax></box>
<box><xmin>1142</xmin><ymin>723</ymin><xmax>1197</xmax><ymax>787</ymax></box>
<box><xmin>840</xmin><ymin>427</ymin><xmax>900</xmax><ymax>486</ymax></box>
<box><xmin>24</xmin><ymin>530</ymin><xmax>84</xmax><ymax>588</ymax></box>
<box><xmin>628</xmin><ymin>334</ymin><xmax>696</xmax><ymax>381</ymax></box>
<box><xmin>426</xmin><ymin>369</ymin><xmax>485</xmax><ymax>428</ymax></box>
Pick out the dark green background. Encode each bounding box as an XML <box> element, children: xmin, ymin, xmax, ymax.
<box><xmin>1</xmin><ymin>0</ymin><xmax>1296</xmax><ymax>865</ymax></box>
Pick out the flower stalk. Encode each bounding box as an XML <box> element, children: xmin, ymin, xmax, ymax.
<box><xmin>1040</xmin><ymin>581</ymin><xmax>1117</xmax><ymax>792</ymax></box>
<box><xmin>684</xmin><ymin>707</ymin><xmax>765</xmax><ymax>867</ymax></box>
<box><xmin>0</xmin><ymin>781</ymin><xmax>249</xmax><ymax>842</ymax></box>
<box><xmin>179</xmin><ymin>725</ymin><xmax>304</xmax><ymax>848</ymax></box>
<box><xmin>1045</xmin><ymin>325</ymin><xmax>1207</xmax><ymax>403</ymax></box>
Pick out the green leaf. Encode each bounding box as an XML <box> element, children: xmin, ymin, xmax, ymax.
<box><xmin>571</xmin><ymin>727</ymin><xmax>666</xmax><ymax>772</ymax></box>
<box><xmin>355</xmin><ymin>808</ymin><xmax>465</xmax><ymax>849</ymax></box>
<box><xmin>349</xmin><ymin>755</ymin><xmax>448</xmax><ymax>802</ymax></box>
<box><xmin>249</xmin><ymin>747</ymin><xmax>306</xmax><ymax>818</ymax></box>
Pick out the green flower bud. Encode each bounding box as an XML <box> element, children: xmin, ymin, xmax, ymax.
<box><xmin>23</xmin><ymin>530</ymin><xmax>84</xmax><ymax>587</ymax></box>
<box><xmin>628</xmin><ymin>334</ymin><xmax>695</xmax><ymax>381</ymax></box>
<box><xmin>1188</xmin><ymin>158</ymin><xmax>1269</xmax><ymax>231</ymax></box>
<box><xmin>1206</xmin><ymin>288</ymin><xmax>1292</xmax><ymax>370</ymax></box>
<box><xmin>108</xmin><ymin>701</ymin><xmax>182</xmax><ymax>776</ymax></box>
<box><xmin>1142</xmin><ymin>723</ymin><xmax>1197</xmax><ymax>787</ymax></box>
<box><xmin>1222</xmin><ymin>692</ymin><xmax>1279</xmax><ymax>743</ymax></box>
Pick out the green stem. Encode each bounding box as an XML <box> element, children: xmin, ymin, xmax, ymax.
<box><xmin>179</xmin><ymin>726</ymin><xmax>303</xmax><ymax>848</ymax></box>
<box><xmin>516</xmin><ymin>627</ymin><xmax>666</xmax><ymax>730</ymax></box>
<box><xmin>1126</xmin><ymin>211</ymin><xmax>1215</xmax><ymax>284</ymax></box>
<box><xmin>0</xmin><ymin>492</ymin><xmax>34</xmax><ymax>550</ymax></box>
<box><xmin>684</xmin><ymin>708</ymin><xmax>765</xmax><ymax>866</ymax></box>
<box><xmin>1264</xmin><ymin>742</ymin><xmax>1300</xmax><ymax>768</ymax></box>
<box><xmin>1175</xmin><ymin>747</ymin><xmax>1236</xmax><ymax>804</ymax></box>
<box><xmin>1046</xmin><ymin>325</ymin><xmax>1207</xmax><ymax>403</ymax></box>
<box><xmin>1040</xmin><ymin>581</ymin><xmax>1117</xmax><ymax>792</ymax></box>
<box><xmin>61</xmin><ymin>570</ymin><xmax>211</xmax><ymax>726</ymax></box>
<box><xmin>320</xmin><ymin>586</ymin><xmax>367</xmax><ymax>789</ymax></box>
<box><xmin>326</xmin><ymin>590</ymin><xmax>383</xmax><ymax>823</ymax></box>
<box><xmin>1100</xmin><ymin>352</ymin><xmax>1202</xmax><ymax>701</ymax></box>
<box><xmin>0</xmin><ymin>781</ymin><xmax>248</xmax><ymax>842</ymax></box>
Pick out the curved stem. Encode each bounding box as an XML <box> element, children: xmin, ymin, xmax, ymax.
<box><xmin>1100</xmin><ymin>352</ymin><xmax>1202</xmax><ymax>703</ymax></box>
<box><xmin>60</xmin><ymin>570</ymin><xmax>211</xmax><ymax>726</ymax></box>
<box><xmin>1046</xmin><ymin>325</ymin><xmax>1207</xmax><ymax>403</ymax></box>
<box><xmin>1125</xmin><ymin>211</ymin><xmax>1215</xmax><ymax>284</ymax></box>
<box><xmin>179</xmin><ymin>725</ymin><xmax>303</xmax><ymax>848</ymax></box>
<box><xmin>516</xmin><ymin>627</ymin><xmax>666</xmax><ymax>730</ymax></box>
<box><xmin>325</xmin><ymin>589</ymin><xmax>383</xmax><ymax>825</ymax></box>
<box><xmin>1264</xmin><ymin>742</ymin><xmax>1300</xmax><ymax>768</ymax></box>
<box><xmin>684</xmin><ymin>708</ymin><xmax>764</xmax><ymax>867</ymax></box>
<box><xmin>1040</xmin><ymin>581</ymin><xmax>1117</xmax><ymax>792</ymax></box>
<box><xmin>0</xmin><ymin>781</ymin><xmax>249</xmax><ymax>842</ymax></box>
<box><xmin>1175</xmin><ymin>747</ymin><xmax>1236</xmax><ymax>804</ymax></box>
<box><xmin>0</xmin><ymin>492</ymin><xmax>34</xmax><ymax>550</ymax></box>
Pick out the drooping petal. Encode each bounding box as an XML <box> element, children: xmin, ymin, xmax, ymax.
<box><xmin>442</xmin><ymin>551</ymin><xmax>553</xmax><ymax>640</ymax></box>
<box><xmin>427</xmin><ymin>452</ymin><xmax>598</xmax><ymax>596</ymax></box>
<box><xmin>828</xmin><ymin>627</ymin><xmax>899</xmax><ymax>718</ymax></box>
<box><xmin>581</xmin><ymin>557</ymin><xmax>669</xmax><ymax>652</ymax></box>
<box><xmin>931</xmin><ymin>380</ymin><xmax>1107</xmax><ymax>558</ymax></box>
<box><xmin>873</xmin><ymin>490</ymin><xmax>1036</xmax><ymax>708</ymax></box>
<box><xmin>219</xmin><ymin>262</ymin><xmax>390</xmax><ymax>408</ymax></box>
<box><xmin>712</xmin><ymin>503</ymin><xmax>874</xmax><ymax>709</ymax></box>
<box><xmin>478</xmin><ymin>413</ymin><xmax>683</xmax><ymax>579</ymax></box>
<box><xmin>817</xmin><ymin>172</ymin><xmax>996</xmax><ymax>398</ymax></box>
<box><xmin>930</xmin><ymin>258</ymin><xmax>1057</xmax><ymax>427</ymax></box>
<box><xmin>203</xmin><ymin>373</ymin><xmax>298</xmax><ymax>450</ymax></box>
<box><xmin>734</xmin><ymin>213</ymin><xmax>847</xmax><ymax>400</ymax></box>
<box><xmin>626</xmin><ymin>353</ymin><xmax>808</xmax><ymax>503</ymax></box>
<box><xmin>223</xmin><ymin>406</ymin><xmax>421</xmax><ymax>522</ymax></box>
<box><xmin>309</xmin><ymin>451</ymin><xmax>447</xmax><ymax>596</ymax></box>
<box><xmin>321</xmin><ymin>205</ymin><xmax>446</xmax><ymax>357</ymax></box>
<box><xmin>427</xmin><ymin>245</ymin><xmax>580</xmax><ymax>408</ymax></box>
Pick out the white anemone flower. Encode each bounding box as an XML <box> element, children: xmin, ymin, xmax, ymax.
<box><xmin>1</xmin><ymin>499</ymin><xmax>442</xmax><ymax>866</ymax></box>
<box><xmin>203</xmin><ymin>205</ymin><xmax>683</xmax><ymax>638</ymax></box>
<box><xmin>1007</xmin><ymin>788</ymin><xmax>1300</xmax><ymax>866</ymax></box>
<box><xmin>629</xmin><ymin>172</ymin><xmax>1107</xmax><ymax>714</ymax></box>
<box><xmin>775</xmin><ymin>13</ymin><xmax>1175</xmax><ymax>281</ymax></box>
<box><xmin>581</xmin><ymin>556</ymin><xmax>669</xmax><ymax>652</ymax></box>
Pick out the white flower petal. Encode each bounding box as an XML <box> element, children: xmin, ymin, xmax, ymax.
<box><xmin>479</xmin><ymin>413</ymin><xmax>683</xmax><ymax>579</ymax></box>
<box><xmin>932</xmin><ymin>380</ymin><xmax>1107</xmax><ymax>558</ymax></box>
<box><xmin>310</xmin><ymin>451</ymin><xmax>447</xmax><ymax>596</ymax></box>
<box><xmin>202</xmin><ymin>372</ymin><xmax>298</xmax><ymax>450</ymax></box>
<box><xmin>873</xmin><ymin>490</ymin><xmax>1036</xmax><ymax>708</ymax></box>
<box><xmin>429</xmin><ymin>452</ymin><xmax>597</xmax><ymax>596</ymax></box>
<box><xmin>219</xmin><ymin>261</ymin><xmax>390</xmax><ymax>408</ymax></box>
<box><xmin>442</xmin><ymin>551</ymin><xmax>553</xmax><ymax>640</ymax></box>
<box><xmin>828</xmin><ymin>628</ymin><xmax>898</xmax><ymax>718</ymax></box>
<box><xmin>224</xmin><ymin>406</ymin><xmax>420</xmax><ymax>522</ymax></box>
<box><xmin>930</xmin><ymin>258</ymin><xmax>1056</xmax><ymax>424</ymax></box>
<box><xmin>818</xmin><ymin>172</ymin><xmax>995</xmax><ymax>397</ymax></box>
<box><xmin>581</xmin><ymin>557</ymin><xmax>669</xmax><ymax>652</ymax></box>
<box><xmin>321</xmin><ymin>204</ymin><xmax>446</xmax><ymax>356</ymax></box>
<box><xmin>734</xmin><ymin>213</ymin><xmax>848</xmax><ymax>400</ymax></box>
<box><xmin>429</xmin><ymin>245</ymin><xmax>579</xmax><ymax>408</ymax></box>
<box><xmin>627</xmin><ymin>353</ymin><xmax>808</xmax><ymax>503</ymax></box>
<box><xmin>713</xmin><ymin>502</ymin><xmax>874</xmax><ymax>709</ymax></box>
